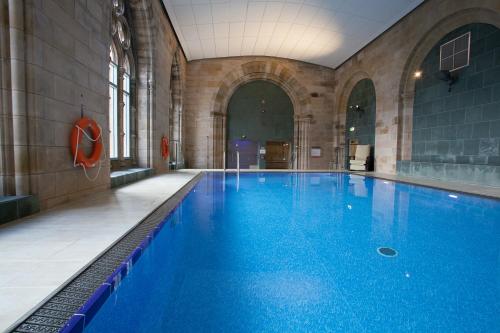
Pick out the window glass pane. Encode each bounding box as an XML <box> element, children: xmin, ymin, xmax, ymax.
<box><xmin>109</xmin><ymin>62</ymin><xmax>118</xmax><ymax>84</ymax></box>
<box><xmin>454</xmin><ymin>34</ymin><xmax>469</xmax><ymax>52</ymax></box>
<box><xmin>440</xmin><ymin>42</ymin><xmax>454</xmax><ymax>59</ymax></box>
<box><xmin>440</xmin><ymin>56</ymin><xmax>453</xmax><ymax>71</ymax></box>
<box><xmin>123</xmin><ymin>72</ymin><xmax>130</xmax><ymax>93</ymax></box>
<box><xmin>109</xmin><ymin>85</ymin><xmax>118</xmax><ymax>158</ymax></box>
<box><xmin>110</xmin><ymin>44</ymin><xmax>118</xmax><ymax>63</ymax></box>
<box><xmin>453</xmin><ymin>50</ymin><xmax>469</xmax><ymax>69</ymax></box>
<box><xmin>440</xmin><ymin>32</ymin><xmax>470</xmax><ymax>71</ymax></box>
<box><xmin>123</xmin><ymin>91</ymin><xmax>130</xmax><ymax>158</ymax></box>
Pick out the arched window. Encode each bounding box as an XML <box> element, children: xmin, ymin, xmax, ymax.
<box><xmin>109</xmin><ymin>44</ymin><xmax>119</xmax><ymax>159</ymax></box>
<box><xmin>122</xmin><ymin>56</ymin><xmax>131</xmax><ymax>158</ymax></box>
<box><xmin>109</xmin><ymin>0</ymin><xmax>135</xmax><ymax>168</ymax></box>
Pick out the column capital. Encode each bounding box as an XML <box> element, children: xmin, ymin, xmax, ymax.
<box><xmin>294</xmin><ymin>114</ymin><xmax>313</xmax><ymax>122</ymax></box>
<box><xmin>210</xmin><ymin>111</ymin><xmax>226</xmax><ymax>118</ymax></box>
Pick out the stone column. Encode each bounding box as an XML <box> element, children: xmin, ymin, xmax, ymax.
<box><xmin>294</xmin><ymin>115</ymin><xmax>312</xmax><ymax>170</ymax></box>
<box><xmin>332</xmin><ymin>113</ymin><xmax>347</xmax><ymax>170</ymax></box>
<box><xmin>9</xmin><ymin>0</ymin><xmax>31</xmax><ymax>195</ymax></box>
<box><xmin>211</xmin><ymin>111</ymin><xmax>225</xmax><ymax>169</ymax></box>
<box><xmin>397</xmin><ymin>92</ymin><xmax>414</xmax><ymax>161</ymax></box>
<box><xmin>137</xmin><ymin>77</ymin><xmax>153</xmax><ymax>168</ymax></box>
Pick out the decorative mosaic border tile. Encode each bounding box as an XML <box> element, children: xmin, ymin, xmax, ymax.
<box><xmin>7</xmin><ymin>172</ymin><xmax>203</xmax><ymax>333</ymax></box>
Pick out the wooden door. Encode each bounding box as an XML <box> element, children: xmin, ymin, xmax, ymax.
<box><xmin>265</xmin><ymin>141</ymin><xmax>290</xmax><ymax>169</ymax></box>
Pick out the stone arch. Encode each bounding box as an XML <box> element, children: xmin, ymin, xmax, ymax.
<box><xmin>333</xmin><ymin>71</ymin><xmax>372</xmax><ymax>169</ymax></box>
<box><xmin>210</xmin><ymin>60</ymin><xmax>313</xmax><ymax>169</ymax></box>
<box><xmin>128</xmin><ymin>0</ymin><xmax>155</xmax><ymax>168</ymax></box>
<box><xmin>397</xmin><ymin>7</ymin><xmax>500</xmax><ymax>161</ymax></box>
<box><xmin>169</xmin><ymin>50</ymin><xmax>184</xmax><ymax>169</ymax></box>
<box><xmin>212</xmin><ymin>61</ymin><xmax>311</xmax><ymax>116</ymax></box>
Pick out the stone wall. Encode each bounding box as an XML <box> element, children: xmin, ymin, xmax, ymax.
<box><xmin>332</xmin><ymin>0</ymin><xmax>500</xmax><ymax>179</ymax></box>
<box><xmin>150</xmin><ymin>0</ymin><xmax>186</xmax><ymax>173</ymax></box>
<box><xmin>0</xmin><ymin>0</ymin><xmax>185</xmax><ymax>209</ymax></box>
<box><xmin>0</xmin><ymin>0</ymin><xmax>112</xmax><ymax>208</ymax></box>
<box><xmin>184</xmin><ymin>57</ymin><xmax>335</xmax><ymax>170</ymax></box>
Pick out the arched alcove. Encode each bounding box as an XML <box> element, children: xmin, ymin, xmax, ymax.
<box><xmin>344</xmin><ymin>79</ymin><xmax>376</xmax><ymax>170</ymax></box>
<box><xmin>209</xmin><ymin>60</ymin><xmax>313</xmax><ymax>170</ymax></box>
<box><xmin>333</xmin><ymin>71</ymin><xmax>372</xmax><ymax>170</ymax></box>
<box><xmin>397</xmin><ymin>8</ymin><xmax>500</xmax><ymax>163</ymax></box>
<box><xmin>226</xmin><ymin>80</ymin><xmax>294</xmax><ymax>169</ymax></box>
<box><xmin>398</xmin><ymin>22</ymin><xmax>500</xmax><ymax>185</ymax></box>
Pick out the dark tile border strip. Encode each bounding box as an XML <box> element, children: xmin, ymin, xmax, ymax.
<box><xmin>0</xmin><ymin>195</ymin><xmax>40</xmax><ymax>226</ymax></box>
<box><xmin>6</xmin><ymin>172</ymin><xmax>204</xmax><ymax>333</ymax></box>
<box><xmin>350</xmin><ymin>171</ymin><xmax>500</xmax><ymax>201</ymax></box>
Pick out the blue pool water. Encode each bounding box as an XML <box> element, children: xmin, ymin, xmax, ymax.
<box><xmin>85</xmin><ymin>172</ymin><xmax>500</xmax><ymax>332</ymax></box>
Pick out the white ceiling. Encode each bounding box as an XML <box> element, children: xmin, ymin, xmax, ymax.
<box><xmin>162</xmin><ymin>0</ymin><xmax>424</xmax><ymax>69</ymax></box>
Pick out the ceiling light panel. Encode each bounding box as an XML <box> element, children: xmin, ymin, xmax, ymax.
<box><xmin>163</xmin><ymin>0</ymin><xmax>424</xmax><ymax>68</ymax></box>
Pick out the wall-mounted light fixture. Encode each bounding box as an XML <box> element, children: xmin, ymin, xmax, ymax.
<box><xmin>414</xmin><ymin>70</ymin><xmax>422</xmax><ymax>78</ymax></box>
<box><xmin>349</xmin><ymin>126</ymin><xmax>356</xmax><ymax>132</ymax></box>
<box><xmin>348</xmin><ymin>105</ymin><xmax>364</xmax><ymax>112</ymax></box>
<box><xmin>438</xmin><ymin>70</ymin><xmax>458</xmax><ymax>92</ymax></box>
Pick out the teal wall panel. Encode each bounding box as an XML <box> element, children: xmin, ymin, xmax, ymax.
<box><xmin>227</xmin><ymin>80</ymin><xmax>293</xmax><ymax>168</ymax></box>
<box><xmin>412</xmin><ymin>23</ymin><xmax>500</xmax><ymax>166</ymax></box>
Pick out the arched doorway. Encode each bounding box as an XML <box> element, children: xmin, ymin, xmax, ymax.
<box><xmin>345</xmin><ymin>79</ymin><xmax>376</xmax><ymax>170</ymax></box>
<box><xmin>226</xmin><ymin>80</ymin><xmax>294</xmax><ymax>169</ymax></box>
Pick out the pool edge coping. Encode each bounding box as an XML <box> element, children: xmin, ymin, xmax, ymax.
<box><xmin>5</xmin><ymin>171</ymin><xmax>204</xmax><ymax>333</ymax></box>
<box><xmin>206</xmin><ymin>169</ymin><xmax>499</xmax><ymax>200</ymax></box>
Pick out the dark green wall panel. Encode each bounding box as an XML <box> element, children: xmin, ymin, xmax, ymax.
<box><xmin>412</xmin><ymin>23</ymin><xmax>500</xmax><ymax>166</ymax></box>
<box><xmin>227</xmin><ymin>80</ymin><xmax>293</xmax><ymax>168</ymax></box>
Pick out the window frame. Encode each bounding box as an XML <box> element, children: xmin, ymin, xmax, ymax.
<box><xmin>109</xmin><ymin>40</ymin><xmax>136</xmax><ymax>170</ymax></box>
<box><xmin>109</xmin><ymin>45</ymin><xmax>119</xmax><ymax>160</ymax></box>
<box><xmin>439</xmin><ymin>31</ymin><xmax>471</xmax><ymax>72</ymax></box>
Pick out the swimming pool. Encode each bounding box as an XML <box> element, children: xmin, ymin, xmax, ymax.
<box><xmin>83</xmin><ymin>172</ymin><xmax>499</xmax><ymax>332</ymax></box>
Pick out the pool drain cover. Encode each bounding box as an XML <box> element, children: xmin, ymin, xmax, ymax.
<box><xmin>377</xmin><ymin>247</ymin><xmax>398</xmax><ymax>257</ymax></box>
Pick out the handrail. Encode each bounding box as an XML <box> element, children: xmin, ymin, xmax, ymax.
<box><xmin>236</xmin><ymin>150</ymin><xmax>240</xmax><ymax>174</ymax></box>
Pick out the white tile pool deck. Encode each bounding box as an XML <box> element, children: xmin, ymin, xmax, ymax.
<box><xmin>0</xmin><ymin>170</ymin><xmax>200</xmax><ymax>332</ymax></box>
<box><xmin>0</xmin><ymin>169</ymin><xmax>498</xmax><ymax>331</ymax></box>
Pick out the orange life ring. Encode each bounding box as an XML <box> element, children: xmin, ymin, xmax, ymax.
<box><xmin>161</xmin><ymin>136</ymin><xmax>169</xmax><ymax>160</ymax></box>
<box><xmin>70</xmin><ymin>117</ymin><xmax>103</xmax><ymax>168</ymax></box>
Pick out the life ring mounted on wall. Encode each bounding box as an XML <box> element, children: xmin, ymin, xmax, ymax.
<box><xmin>161</xmin><ymin>136</ymin><xmax>169</xmax><ymax>160</ymax></box>
<box><xmin>70</xmin><ymin>117</ymin><xmax>105</xmax><ymax>181</ymax></box>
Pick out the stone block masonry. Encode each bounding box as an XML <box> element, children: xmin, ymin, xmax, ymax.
<box><xmin>184</xmin><ymin>56</ymin><xmax>335</xmax><ymax>170</ymax></box>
